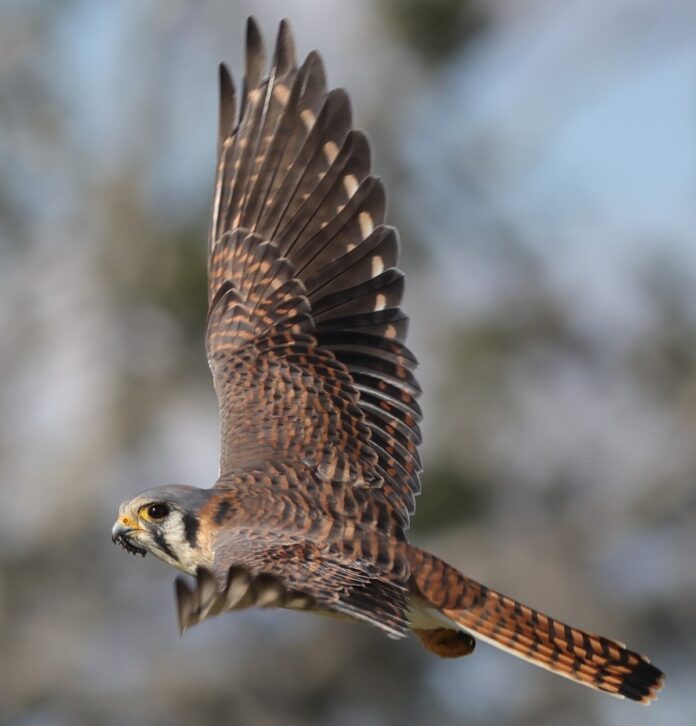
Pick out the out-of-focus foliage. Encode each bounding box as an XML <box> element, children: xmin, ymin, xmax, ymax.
<box><xmin>629</xmin><ymin>258</ymin><xmax>696</xmax><ymax>402</ymax></box>
<box><xmin>1</xmin><ymin>1</ymin><xmax>695</xmax><ymax>725</ymax></box>
<box><xmin>383</xmin><ymin>0</ymin><xmax>489</xmax><ymax>64</ymax></box>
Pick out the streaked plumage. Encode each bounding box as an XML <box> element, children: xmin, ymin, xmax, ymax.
<box><xmin>112</xmin><ymin>17</ymin><xmax>664</xmax><ymax>704</ymax></box>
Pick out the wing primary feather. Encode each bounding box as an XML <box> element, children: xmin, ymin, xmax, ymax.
<box><xmin>237</xmin><ymin>21</ymin><xmax>299</xmax><ymax>230</ymax></box>
<box><xmin>304</xmin><ymin>226</ymin><xmax>399</xmax><ymax>301</ymax></box>
<box><xmin>247</xmin><ymin>53</ymin><xmax>327</xmax><ymax>235</ymax></box>
<box><xmin>276</xmin><ymin>128</ymin><xmax>371</xmax><ymax>259</ymax></box>
<box><xmin>290</xmin><ymin>177</ymin><xmax>387</xmax><ymax>281</ymax></box>
<box><xmin>242</xmin><ymin>16</ymin><xmax>265</xmax><ymax>113</ymax></box>
<box><xmin>268</xmin><ymin>88</ymin><xmax>353</xmax><ymax>242</ymax></box>
<box><xmin>221</xmin><ymin>17</ymin><xmax>268</xmax><ymax>233</ymax></box>
<box><xmin>250</xmin><ymin>51</ymin><xmax>328</xmax><ymax>240</ymax></box>
<box><xmin>217</xmin><ymin>63</ymin><xmax>236</xmax><ymax>153</ymax></box>
<box><xmin>273</xmin><ymin>19</ymin><xmax>296</xmax><ymax>76</ymax></box>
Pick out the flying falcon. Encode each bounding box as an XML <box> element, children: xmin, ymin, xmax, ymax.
<box><xmin>112</xmin><ymin>17</ymin><xmax>664</xmax><ymax>704</ymax></box>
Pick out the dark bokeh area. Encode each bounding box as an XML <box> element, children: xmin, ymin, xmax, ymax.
<box><xmin>2</xmin><ymin>1</ymin><xmax>695</xmax><ymax>724</ymax></box>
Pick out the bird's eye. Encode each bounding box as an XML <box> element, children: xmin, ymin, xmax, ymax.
<box><xmin>147</xmin><ymin>503</ymin><xmax>169</xmax><ymax>520</ymax></box>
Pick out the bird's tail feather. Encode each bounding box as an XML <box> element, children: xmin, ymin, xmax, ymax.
<box><xmin>408</xmin><ymin>546</ymin><xmax>664</xmax><ymax>704</ymax></box>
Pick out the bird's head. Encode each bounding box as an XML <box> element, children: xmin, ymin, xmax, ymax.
<box><xmin>112</xmin><ymin>485</ymin><xmax>213</xmax><ymax>574</ymax></box>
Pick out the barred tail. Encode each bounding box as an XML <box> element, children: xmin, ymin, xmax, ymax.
<box><xmin>408</xmin><ymin>547</ymin><xmax>664</xmax><ymax>704</ymax></box>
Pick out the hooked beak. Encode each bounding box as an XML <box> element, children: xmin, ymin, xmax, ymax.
<box><xmin>112</xmin><ymin>517</ymin><xmax>147</xmax><ymax>557</ymax></box>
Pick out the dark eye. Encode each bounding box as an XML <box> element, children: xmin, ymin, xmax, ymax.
<box><xmin>147</xmin><ymin>503</ymin><xmax>169</xmax><ymax>520</ymax></box>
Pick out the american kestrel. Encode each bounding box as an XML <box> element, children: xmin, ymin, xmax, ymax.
<box><xmin>112</xmin><ymin>17</ymin><xmax>664</xmax><ymax>704</ymax></box>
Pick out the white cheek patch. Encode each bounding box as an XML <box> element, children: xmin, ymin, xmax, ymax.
<box><xmin>146</xmin><ymin>512</ymin><xmax>208</xmax><ymax>575</ymax></box>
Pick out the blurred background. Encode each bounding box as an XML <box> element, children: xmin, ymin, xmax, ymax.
<box><xmin>1</xmin><ymin>1</ymin><xmax>695</xmax><ymax>724</ymax></box>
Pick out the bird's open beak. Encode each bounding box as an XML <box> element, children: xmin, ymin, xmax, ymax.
<box><xmin>112</xmin><ymin>518</ymin><xmax>147</xmax><ymax>557</ymax></box>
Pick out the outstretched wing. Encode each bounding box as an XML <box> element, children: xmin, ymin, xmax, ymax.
<box><xmin>207</xmin><ymin>18</ymin><xmax>422</xmax><ymax>527</ymax></box>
